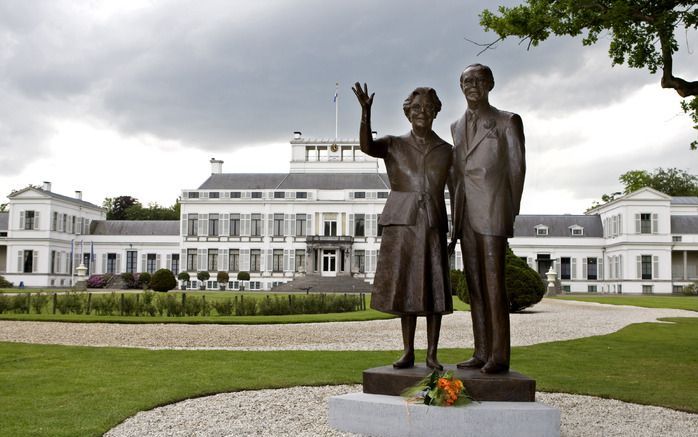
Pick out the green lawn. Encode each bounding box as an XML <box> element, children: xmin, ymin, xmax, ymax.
<box><xmin>1</xmin><ymin>316</ymin><xmax>696</xmax><ymax>437</ymax></box>
<box><xmin>554</xmin><ymin>294</ymin><xmax>698</xmax><ymax>312</ymax></box>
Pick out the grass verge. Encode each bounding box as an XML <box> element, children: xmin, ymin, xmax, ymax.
<box><xmin>1</xmin><ymin>317</ymin><xmax>696</xmax><ymax>436</ymax></box>
<box><xmin>554</xmin><ymin>295</ymin><xmax>698</xmax><ymax>312</ymax></box>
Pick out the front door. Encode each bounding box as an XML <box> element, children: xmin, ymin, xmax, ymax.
<box><xmin>322</xmin><ymin>249</ymin><xmax>337</xmax><ymax>277</ymax></box>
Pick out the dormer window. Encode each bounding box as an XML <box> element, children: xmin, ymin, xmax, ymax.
<box><xmin>569</xmin><ymin>225</ymin><xmax>584</xmax><ymax>236</ymax></box>
<box><xmin>534</xmin><ymin>224</ymin><xmax>548</xmax><ymax>236</ymax></box>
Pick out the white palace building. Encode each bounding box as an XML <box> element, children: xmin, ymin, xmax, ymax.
<box><xmin>1</xmin><ymin>133</ymin><xmax>697</xmax><ymax>294</ymax></box>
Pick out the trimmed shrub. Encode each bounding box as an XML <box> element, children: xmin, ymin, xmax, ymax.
<box><xmin>92</xmin><ymin>293</ymin><xmax>119</xmax><ymax>315</ymax></box>
<box><xmin>150</xmin><ymin>269</ymin><xmax>177</xmax><ymax>292</ymax></box>
<box><xmin>86</xmin><ymin>274</ymin><xmax>111</xmax><ymax>289</ymax></box>
<box><xmin>120</xmin><ymin>272</ymin><xmax>137</xmax><ymax>289</ymax></box>
<box><xmin>682</xmin><ymin>283</ymin><xmax>698</xmax><ymax>296</ymax></box>
<box><xmin>31</xmin><ymin>293</ymin><xmax>49</xmax><ymax>313</ymax></box>
<box><xmin>237</xmin><ymin>271</ymin><xmax>250</xmax><ymax>281</ymax></box>
<box><xmin>184</xmin><ymin>297</ymin><xmax>203</xmax><ymax>316</ymax></box>
<box><xmin>0</xmin><ymin>275</ymin><xmax>13</xmax><ymax>288</ymax></box>
<box><xmin>56</xmin><ymin>292</ymin><xmax>86</xmax><ymax>314</ymax></box>
<box><xmin>212</xmin><ymin>298</ymin><xmax>234</xmax><ymax>316</ymax></box>
<box><xmin>10</xmin><ymin>294</ymin><xmax>29</xmax><ymax>313</ymax></box>
<box><xmin>177</xmin><ymin>271</ymin><xmax>190</xmax><ymax>281</ymax></box>
<box><xmin>216</xmin><ymin>271</ymin><xmax>229</xmax><ymax>288</ymax></box>
<box><xmin>138</xmin><ymin>272</ymin><xmax>151</xmax><ymax>289</ymax></box>
<box><xmin>455</xmin><ymin>247</ymin><xmax>546</xmax><ymax>313</ymax></box>
<box><xmin>0</xmin><ymin>295</ymin><xmax>9</xmax><ymax>313</ymax></box>
<box><xmin>450</xmin><ymin>270</ymin><xmax>467</xmax><ymax>297</ymax></box>
<box><xmin>197</xmin><ymin>271</ymin><xmax>210</xmax><ymax>282</ymax></box>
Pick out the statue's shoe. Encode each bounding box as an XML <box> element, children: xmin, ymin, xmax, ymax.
<box><xmin>456</xmin><ymin>357</ymin><xmax>485</xmax><ymax>369</ymax></box>
<box><xmin>392</xmin><ymin>353</ymin><xmax>415</xmax><ymax>369</ymax></box>
<box><xmin>426</xmin><ymin>358</ymin><xmax>443</xmax><ymax>371</ymax></box>
<box><xmin>480</xmin><ymin>361</ymin><xmax>509</xmax><ymax>374</ymax></box>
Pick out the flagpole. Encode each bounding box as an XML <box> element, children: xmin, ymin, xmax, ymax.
<box><xmin>334</xmin><ymin>82</ymin><xmax>339</xmax><ymax>143</ymax></box>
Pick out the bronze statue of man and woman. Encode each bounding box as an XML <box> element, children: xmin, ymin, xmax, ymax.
<box><xmin>352</xmin><ymin>64</ymin><xmax>526</xmax><ymax>374</ymax></box>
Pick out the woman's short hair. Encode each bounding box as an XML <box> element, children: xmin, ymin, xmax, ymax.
<box><xmin>402</xmin><ymin>87</ymin><xmax>442</xmax><ymax>118</ymax></box>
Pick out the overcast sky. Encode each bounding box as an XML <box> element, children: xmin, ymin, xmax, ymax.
<box><xmin>1</xmin><ymin>0</ymin><xmax>695</xmax><ymax>214</ymax></box>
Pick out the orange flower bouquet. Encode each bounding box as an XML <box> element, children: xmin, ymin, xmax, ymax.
<box><xmin>401</xmin><ymin>370</ymin><xmax>472</xmax><ymax>407</ymax></box>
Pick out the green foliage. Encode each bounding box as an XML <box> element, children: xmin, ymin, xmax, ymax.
<box><xmin>137</xmin><ymin>272</ymin><xmax>151</xmax><ymax>289</ymax></box>
<box><xmin>455</xmin><ymin>247</ymin><xmax>545</xmax><ymax>313</ymax></box>
<box><xmin>0</xmin><ymin>295</ymin><xmax>8</xmax><ymax>313</ymax></box>
<box><xmin>30</xmin><ymin>293</ymin><xmax>49</xmax><ymax>313</ymax></box>
<box><xmin>177</xmin><ymin>271</ymin><xmax>190</xmax><ymax>281</ymax></box>
<box><xmin>197</xmin><ymin>271</ymin><xmax>210</xmax><ymax>282</ymax></box>
<box><xmin>120</xmin><ymin>272</ymin><xmax>137</xmax><ymax>289</ymax></box>
<box><xmin>92</xmin><ymin>293</ymin><xmax>119</xmax><ymax>315</ymax></box>
<box><xmin>55</xmin><ymin>293</ymin><xmax>85</xmax><ymax>315</ymax></box>
<box><xmin>237</xmin><ymin>271</ymin><xmax>250</xmax><ymax>281</ymax></box>
<box><xmin>212</xmin><ymin>298</ymin><xmax>234</xmax><ymax>316</ymax></box>
<box><xmin>592</xmin><ymin>167</ymin><xmax>698</xmax><ymax>209</ymax></box>
<box><xmin>216</xmin><ymin>271</ymin><xmax>229</xmax><ymax>284</ymax></box>
<box><xmin>150</xmin><ymin>269</ymin><xmax>176</xmax><ymax>292</ymax></box>
<box><xmin>479</xmin><ymin>1</ymin><xmax>698</xmax><ymax>149</ymax></box>
<box><xmin>682</xmin><ymin>283</ymin><xmax>698</xmax><ymax>296</ymax></box>
<box><xmin>0</xmin><ymin>275</ymin><xmax>13</xmax><ymax>288</ymax></box>
<box><xmin>450</xmin><ymin>270</ymin><xmax>467</xmax><ymax>297</ymax></box>
<box><xmin>102</xmin><ymin>195</ymin><xmax>180</xmax><ymax>220</ymax></box>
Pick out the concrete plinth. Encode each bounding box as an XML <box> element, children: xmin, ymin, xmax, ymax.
<box><xmin>328</xmin><ymin>392</ymin><xmax>560</xmax><ymax>437</ymax></box>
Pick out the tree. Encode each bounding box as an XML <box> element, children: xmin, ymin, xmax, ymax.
<box><xmin>478</xmin><ymin>1</ymin><xmax>698</xmax><ymax>149</ymax></box>
<box><xmin>102</xmin><ymin>196</ymin><xmax>180</xmax><ymax>220</ymax></box>
<box><xmin>103</xmin><ymin>196</ymin><xmax>139</xmax><ymax>220</ymax></box>
<box><xmin>0</xmin><ymin>203</ymin><xmax>7</xmax><ymax>212</ymax></box>
<box><xmin>150</xmin><ymin>269</ymin><xmax>177</xmax><ymax>292</ymax></box>
<box><xmin>592</xmin><ymin>167</ymin><xmax>698</xmax><ymax>208</ymax></box>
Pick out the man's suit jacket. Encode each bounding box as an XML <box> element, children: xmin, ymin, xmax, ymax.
<box><xmin>449</xmin><ymin>104</ymin><xmax>525</xmax><ymax>238</ymax></box>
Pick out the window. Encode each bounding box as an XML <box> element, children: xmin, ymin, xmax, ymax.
<box><xmin>50</xmin><ymin>250</ymin><xmax>57</xmax><ymax>274</ymax></box>
<box><xmin>588</xmin><ymin>285</ymin><xmax>597</xmax><ymax>292</ymax></box>
<box><xmin>251</xmin><ymin>214</ymin><xmax>262</xmax><ymax>236</ymax></box>
<box><xmin>295</xmin><ymin>214</ymin><xmax>307</xmax><ymax>236</ymax></box>
<box><xmin>296</xmin><ymin>192</ymin><xmax>307</xmax><ymax>199</ymax></box>
<box><xmin>71</xmin><ymin>216</ymin><xmax>76</xmax><ymax>234</ymax></box>
<box><xmin>228</xmin><ymin>280</ymin><xmax>240</xmax><ymax>290</ymax></box>
<box><xmin>206</xmin><ymin>214</ymin><xmax>218</xmax><ymax>236</ymax></box>
<box><xmin>107</xmin><ymin>253</ymin><xmax>117</xmax><ymax>274</ymax></box>
<box><xmin>250</xmin><ymin>249</ymin><xmax>261</xmax><ymax>272</ymax></box>
<box><xmin>535</xmin><ymin>225</ymin><xmax>548</xmax><ymax>236</ymax></box>
<box><xmin>318</xmin><ymin>146</ymin><xmax>328</xmax><ymax>161</ymax></box>
<box><xmin>640</xmin><ymin>213</ymin><xmax>652</xmax><ymax>234</ymax></box>
<box><xmin>229</xmin><ymin>249</ymin><xmax>239</xmax><ymax>272</ymax></box>
<box><xmin>641</xmin><ymin>255</ymin><xmax>652</xmax><ymax>280</ymax></box>
<box><xmin>672</xmin><ymin>236</ymin><xmax>682</xmax><ymax>242</ymax></box>
<box><xmin>377</xmin><ymin>214</ymin><xmax>384</xmax><ymax>237</ymax></box>
<box><xmin>342</xmin><ymin>146</ymin><xmax>353</xmax><ymax>161</ymax></box>
<box><xmin>562</xmin><ymin>285</ymin><xmax>571</xmax><ymax>292</ymax></box>
<box><xmin>295</xmin><ymin>250</ymin><xmax>305</xmax><ymax>272</ymax></box>
<box><xmin>208</xmin><ymin>249</ymin><xmax>218</xmax><ymax>272</ymax></box>
<box><xmin>354</xmin><ymin>250</ymin><xmax>366</xmax><ymax>273</ymax></box>
<box><xmin>570</xmin><ymin>226</ymin><xmax>583</xmax><ymax>236</ymax></box>
<box><xmin>274</xmin><ymin>192</ymin><xmax>285</xmax><ymax>199</ymax></box>
<box><xmin>273</xmin><ymin>214</ymin><xmax>284</xmax><ymax>236</ymax></box>
<box><xmin>209</xmin><ymin>192</ymin><xmax>219</xmax><ymax>199</ymax></box>
<box><xmin>146</xmin><ymin>254</ymin><xmax>157</xmax><ymax>274</ymax></box>
<box><xmin>187</xmin><ymin>214</ymin><xmax>198</xmax><ymax>236</ymax></box>
<box><xmin>249</xmin><ymin>281</ymin><xmax>262</xmax><ymax>290</ymax></box>
<box><xmin>354</xmin><ymin>191</ymin><xmax>366</xmax><ymax>199</ymax></box>
<box><xmin>186</xmin><ymin>249</ymin><xmax>197</xmax><ymax>271</ymax></box>
<box><xmin>188</xmin><ymin>192</ymin><xmax>199</xmax><ymax>199</ymax></box>
<box><xmin>272</xmin><ymin>249</ymin><xmax>283</xmax><ymax>272</ymax></box>
<box><xmin>324</xmin><ymin>220</ymin><xmax>337</xmax><ymax>236</ymax></box>
<box><xmin>378</xmin><ymin>191</ymin><xmax>389</xmax><ymax>199</ymax></box>
<box><xmin>126</xmin><ymin>251</ymin><xmax>137</xmax><ymax>273</ymax></box>
<box><xmin>21</xmin><ymin>250</ymin><xmax>34</xmax><ymax>272</ymax></box>
<box><xmin>642</xmin><ymin>285</ymin><xmax>653</xmax><ymax>294</ymax></box>
<box><xmin>52</xmin><ymin>212</ymin><xmax>58</xmax><ymax>231</ymax></box>
<box><xmin>586</xmin><ymin>258</ymin><xmax>598</xmax><ymax>280</ymax></box>
<box><xmin>24</xmin><ymin>211</ymin><xmax>36</xmax><ymax>230</ymax></box>
<box><xmin>230</xmin><ymin>213</ymin><xmax>240</xmax><ymax>236</ymax></box>
<box><xmin>354</xmin><ymin>214</ymin><xmax>365</xmax><ymax>237</ymax></box>
<box><xmin>230</xmin><ymin>191</ymin><xmax>241</xmax><ymax>198</ymax></box>
<box><xmin>171</xmin><ymin>254</ymin><xmax>179</xmax><ymax>275</ymax></box>
<box><xmin>251</xmin><ymin>192</ymin><xmax>262</xmax><ymax>199</ymax></box>
<box><xmin>560</xmin><ymin>257</ymin><xmax>571</xmax><ymax>280</ymax></box>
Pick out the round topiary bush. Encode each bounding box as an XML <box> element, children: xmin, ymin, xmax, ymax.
<box><xmin>138</xmin><ymin>272</ymin><xmax>152</xmax><ymax>289</ymax></box>
<box><xmin>455</xmin><ymin>247</ymin><xmax>545</xmax><ymax>313</ymax></box>
<box><xmin>177</xmin><ymin>271</ymin><xmax>190</xmax><ymax>282</ymax></box>
<box><xmin>150</xmin><ymin>269</ymin><xmax>177</xmax><ymax>292</ymax></box>
<box><xmin>237</xmin><ymin>271</ymin><xmax>250</xmax><ymax>281</ymax></box>
<box><xmin>197</xmin><ymin>271</ymin><xmax>210</xmax><ymax>281</ymax></box>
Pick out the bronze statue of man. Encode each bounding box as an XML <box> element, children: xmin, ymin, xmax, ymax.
<box><xmin>353</xmin><ymin>82</ymin><xmax>453</xmax><ymax>370</ymax></box>
<box><xmin>448</xmin><ymin>64</ymin><xmax>526</xmax><ymax>374</ymax></box>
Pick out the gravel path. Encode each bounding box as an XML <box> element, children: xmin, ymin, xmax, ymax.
<box><xmin>0</xmin><ymin>299</ymin><xmax>693</xmax><ymax>350</ymax></box>
<box><xmin>104</xmin><ymin>385</ymin><xmax>698</xmax><ymax>437</ymax></box>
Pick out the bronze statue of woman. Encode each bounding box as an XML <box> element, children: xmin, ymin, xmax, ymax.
<box><xmin>352</xmin><ymin>82</ymin><xmax>453</xmax><ymax>370</ymax></box>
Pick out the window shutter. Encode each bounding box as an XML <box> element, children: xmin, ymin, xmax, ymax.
<box><xmin>368</xmin><ymin>214</ymin><xmax>377</xmax><ymax>237</ymax></box>
<box><xmin>156</xmin><ymin>254</ymin><xmax>161</xmax><ymax>270</ymax></box>
<box><xmin>166</xmin><ymin>254</ymin><xmax>172</xmax><ymax>271</ymax></box>
<box><xmin>240</xmin><ymin>249</ymin><xmax>250</xmax><ymax>272</ymax></box>
<box><xmin>306</xmin><ymin>214</ymin><xmax>312</xmax><ymax>236</ymax></box>
<box><xmin>554</xmin><ymin>258</ymin><xmax>560</xmax><ymax>275</ymax></box>
<box><xmin>603</xmin><ymin>218</ymin><xmax>608</xmax><ymax>238</ymax></box>
<box><xmin>651</xmin><ymin>213</ymin><xmax>658</xmax><ymax>234</ymax></box>
<box><xmin>198</xmin><ymin>249</ymin><xmax>207</xmax><ymax>271</ymax></box>
<box><xmin>220</xmin><ymin>249</ymin><xmax>227</xmax><ymax>272</ymax></box>
<box><xmin>181</xmin><ymin>214</ymin><xmax>188</xmax><ymax>236</ymax></box>
<box><xmin>455</xmin><ymin>250</ymin><xmax>463</xmax><ymax>270</ymax></box>
<box><xmin>653</xmin><ymin>256</ymin><xmax>659</xmax><ymax>279</ymax></box>
<box><xmin>618</xmin><ymin>214</ymin><xmax>622</xmax><ymax>235</ymax></box>
<box><xmin>571</xmin><ymin>258</ymin><xmax>577</xmax><ymax>279</ymax></box>
<box><xmin>267</xmin><ymin>214</ymin><xmax>273</xmax><ymax>236</ymax></box>
<box><xmin>63</xmin><ymin>251</ymin><xmax>69</xmax><ymax>274</ymax></box>
<box><xmin>74</xmin><ymin>253</ymin><xmax>80</xmax><ymax>273</ymax></box>
<box><xmin>116</xmin><ymin>254</ymin><xmax>122</xmax><ymax>274</ymax></box>
<box><xmin>349</xmin><ymin>192</ymin><xmax>354</xmax><ymax>200</ymax></box>
<box><xmin>285</xmin><ymin>214</ymin><xmax>294</xmax><ymax>236</ymax></box>
<box><xmin>636</xmin><ymin>256</ymin><xmax>642</xmax><ymax>279</ymax></box>
<box><xmin>180</xmin><ymin>249</ymin><xmax>186</xmax><ymax>270</ymax></box>
<box><xmin>242</xmin><ymin>214</ymin><xmax>251</xmax><ymax>236</ymax></box>
<box><xmin>76</xmin><ymin>217</ymin><xmax>83</xmax><ymax>235</ymax></box>
<box><xmin>582</xmin><ymin>258</ymin><xmax>587</xmax><ymax>279</ymax></box>
<box><xmin>32</xmin><ymin>251</ymin><xmax>38</xmax><ymax>273</ymax></box>
<box><xmin>102</xmin><ymin>254</ymin><xmax>107</xmax><ymax>273</ymax></box>
<box><xmin>19</xmin><ymin>211</ymin><xmax>25</xmax><ymax>230</ymax></box>
<box><xmin>635</xmin><ymin>214</ymin><xmax>641</xmax><ymax>233</ymax></box>
<box><xmin>611</xmin><ymin>216</ymin><xmax>617</xmax><ymax>236</ymax></box>
<box><xmin>284</xmin><ymin>249</ymin><xmax>291</xmax><ymax>272</ymax></box>
<box><xmin>17</xmin><ymin>250</ymin><xmax>22</xmax><ymax>272</ymax></box>
<box><xmin>619</xmin><ymin>255</ymin><xmax>623</xmax><ymax>279</ymax></box>
<box><xmin>222</xmin><ymin>213</ymin><xmax>230</xmax><ymax>236</ymax></box>
<box><xmin>598</xmin><ymin>259</ymin><xmax>604</xmax><ymax>280</ymax></box>
<box><xmin>266</xmin><ymin>250</ymin><xmax>273</xmax><ymax>272</ymax></box>
<box><xmin>200</xmin><ymin>214</ymin><xmax>209</xmax><ymax>236</ymax></box>
<box><xmin>349</xmin><ymin>214</ymin><xmax>355</xmax><ymax>237</ymax></box>
<box><xmin>33</xmin><ymin>211</ymin><xmax>40</xmax><ymax>230</ymax></box>
<box><xmin>141</xmin><ymin>254</ymin><xmax>146</xmax><ymax>273</ymax></box>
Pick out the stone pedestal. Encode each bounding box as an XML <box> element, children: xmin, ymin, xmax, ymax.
<box><xmin>328</xmin><ymin>392</ymin><xmax>560</xmax><ymax>437</ymax></box>
<box><xmin>363</xmin><ymin>364</ymin><xmax>536</xmax><ymax>401</ymax></box>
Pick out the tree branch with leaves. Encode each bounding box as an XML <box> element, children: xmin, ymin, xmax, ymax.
<box><xmin>479</xmin><ymin>1</ymin><xmax>698</xmax><ymax>149</ymax></box>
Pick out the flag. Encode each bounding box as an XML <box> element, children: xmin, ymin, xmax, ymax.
<box><xmin>333</xmin><ymin>82</ymin><xmax>338</xmax><ymax>102</ymax></box>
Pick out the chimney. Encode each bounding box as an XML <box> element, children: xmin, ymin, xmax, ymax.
<box><xmin>293</xmin><ymin>131</ymin><xmax>302</xmax><ymax>140</ymax></box>
<box><xmin>42</xmin><ymin>181</ymin><xmax>52</xmax><ymax>192</ymax></box>
<box><xmin>371</xmin><ymin>131</ymin><xmax>378</xmax><ymax>140</ymax></box>
<box><xmin>210</xmin><ymin>158</ymin><xmax>224</xmax><ymax>174</ymax></box>
<box><xmin>75</xmin><ymin>191</ymin><xmax>83</xmax><ymax>200</ymax></box>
